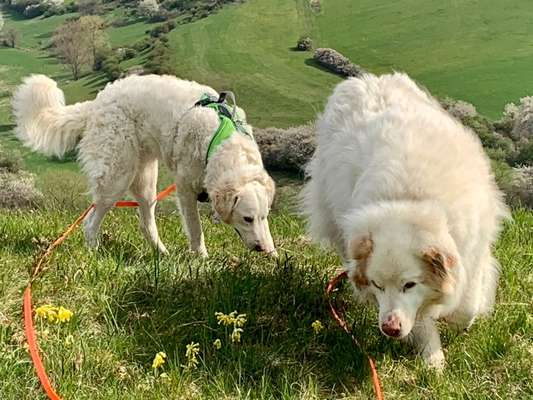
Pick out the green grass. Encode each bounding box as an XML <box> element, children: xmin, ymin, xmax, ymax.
<box><xmin>0</xmin><ymin>170</ymin><xmax>532</xmax><ymax>399</ymax></box>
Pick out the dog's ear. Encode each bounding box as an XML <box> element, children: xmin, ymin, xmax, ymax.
<box><xmin>264</xmin><ymin>174</ymin><xmax>276</xmax><ymax>207</ymax></box>
<box><xmin>421</xmin><ymin>247</ymin><xmax>457</xmax><ymax>292</ymax></box>
<box><xmin>212</xmin><ymin>186</ymin><xmax>239</xmax><ymax>223</ymax></box>
<box><xmin>347</xmin><ymin>235</ymin><xmax>373</xmax><ymax>288</ymax></box>
<box><xmin>349</xmin><ymin>235</ymin><xmax>373</xmax><ymax>261</ymax></box>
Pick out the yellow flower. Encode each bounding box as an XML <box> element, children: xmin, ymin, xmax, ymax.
<box><xmin>36</xmin><ymin>305</ymin><xmax>57</xmax><ymax>322</ymax></box>
<box><xmin>230</xmin><ymin>328</ymin><xmax>243</xmax><ymax>343</ymax></box>
<box><xmin>215</xmin><ymin>311</ymin><xmax>235</xmax><ymax>326</ymax></box>
<box><xmin>213</xmin><ymin>339</ymin><xmax>222</xmax><ymax>350</ymax></box>
<box><xmin>311</xmin><ymin>320</ymin><xmax>324</xmax><ymax>334</ymax></box>
<box><xmin>57</xmin><ymin>307</ymin><xmax>73</xmax><ymax>323</ymax></box>
<box><xmin>215</xmin><ymin>311</ymin><xmax>247</xmax><ymax>327</ymax></box>
<box><xmin>234</xmin><ymin>313</ymin><xmax>247</xmax><ymax>328</ymax></box>
<box><xmin>152</xmin><ymin>351</ymin><xmax>167</xmax><ymax>369</ymax></box>
<box><xmin>36</xmin><ymin>304</ymin><xmax>74</xmax><ymax>323</ymax></box>
<box><xmin>185</xmin><ymin>342</ymin><xmax>200</xmax><ymax>369</ymax></box>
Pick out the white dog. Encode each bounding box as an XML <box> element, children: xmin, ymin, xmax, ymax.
<box><xmin>302</xmin><ymin>72</ymin><xmax>509</xmax><ymax>368</ymax></box>
<box><xmin>13</xmin><ymin>74</ymin><xmax>277</xmax><ymax>257</ymax></box>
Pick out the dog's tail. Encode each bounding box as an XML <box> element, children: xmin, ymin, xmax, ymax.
<box><xmin>12</xmin><ymin>75</ymin><xmax>92</xmax><ymax>158</ymax></box>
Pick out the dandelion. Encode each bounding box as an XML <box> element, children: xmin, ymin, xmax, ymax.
<box><xmin>213</xmin><ymin>338</ymin><xmax>222</xmax><ymax>350</ymax></box>
<box><xmin>311</xmin><ymin>320</ymin><xmax>324</xmax><ymax>334</ymax></box>
<box><xmin>152</xmin><ymin>351</ymin><xmax>167</xmax><ymax>369</ymax></box>
<box><xmin>230</xmin><ymin>328</ymin><xmax>243</xmax><ymax>343</ymax></box>
<box><xmin>185</xmin><ymin>342</ymin><xmax>200</xmax><ymax>369</ymax></box>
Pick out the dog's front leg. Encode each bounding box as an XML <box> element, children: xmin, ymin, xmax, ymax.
<box><xmin>176</xmin><ymin>189</ymin><xmax>208</xmax><ymax>257</ymax></box>
<box><xmin>410</xmin><ymin>318</ymin><xmax>445</xmax><ymax>369</ymax></box>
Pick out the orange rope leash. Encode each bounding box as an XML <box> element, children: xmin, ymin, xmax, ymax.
<box><xmin>326</xmin><ymin>271</ymin><xmax>384</xmax><ymax>400</ymax></box>
<box><xmin>23</xmin><ymin>184</ymin><xmax>176</xmax><ymax>400</ymax></box>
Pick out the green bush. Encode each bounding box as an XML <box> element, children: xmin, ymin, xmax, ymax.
<box><xmin>144</xmin><ymin>40</ymin><xmax>175</xmax><ymax>75</ymax></box>
<box><xmin>508</xmin><ymin>141</ymin><xmax>533</xmax><ymax>167</ymax></box>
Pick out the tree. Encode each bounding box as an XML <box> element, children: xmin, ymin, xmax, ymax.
<box><xmin>138</xmin><ymin>0</ymin><xmax>160</xmax><ymax>18</ymax></box>
<box><xmin>53</xmin><ymin>16</ymin><xmax>108</xmax><ymax>79</ymax></box>
<box><xmin>4</xmin><ymin>27</ymin><xmax>20</xmax><ymax>48</ymax></box>
<box><xmin>79</xmin><ymin>15</ymin><xmax>107</xmax><ymax>67</ymax></box>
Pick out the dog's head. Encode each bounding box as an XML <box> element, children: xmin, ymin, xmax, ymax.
<box><xmin>212</xmin><ymin>169</ymin><xmax>276</xmax><ymax>256</ymax></box>
<box><xmin>344</xmin><ymin>202</ymin><xmax>459</xmax><ymax>339</ymax></box>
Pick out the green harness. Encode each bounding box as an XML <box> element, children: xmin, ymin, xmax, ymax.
<box><xmin>194</xmin><ymin>92</ymin><xmax>253</xmax><ymax>164</ymax></box>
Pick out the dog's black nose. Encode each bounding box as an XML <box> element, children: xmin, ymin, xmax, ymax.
<box><xmin>382</xmin><ymin>325</ymin><xmax>401</xmax><ymax>337</ymax></box>
<box><xmin>254</xmin><ymin>244</ymin><xmax>265</xmax><ymax>252</ymax></box>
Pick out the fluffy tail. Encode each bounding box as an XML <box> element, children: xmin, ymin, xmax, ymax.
<box><xmin>12</xmin><ymin>75</ymin><xmax>91</xmax><ymax>158</ymax></box>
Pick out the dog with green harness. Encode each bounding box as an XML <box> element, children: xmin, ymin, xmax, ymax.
<box><xmin>13</xmin><ymin>74</ymin><xmax>277</xmax><ymax>257</ymax></box>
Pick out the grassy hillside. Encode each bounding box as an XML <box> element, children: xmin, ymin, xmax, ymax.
<box><xmin>3</xmin><ymin>1</ymin><xmax>533</xmax><ymax>128</ymax></box>
<box><xmin>167</xmin><ymin>0</ymin><xmax>533</xmax><ymax>126</ymax></box>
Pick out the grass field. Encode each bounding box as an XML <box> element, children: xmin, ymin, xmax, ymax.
<box><xmin>0</xmin><ymin>167</ymin><xmax>532</xmax><ymax>399</ymax></box>
<box><xmin>1</xmin><ymin>1</ymin><xmax>533</xmax><ymax>399</ymax></box>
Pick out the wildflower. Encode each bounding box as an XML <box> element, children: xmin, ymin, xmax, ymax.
<box><xmin>36</xmin><ymin>304</ymin><xmax>74</xmax><ymax>323</ymax></box>
<box><xmin>234</xmin><ymin>313</ymin><xmax>247</xmax><ymax>328</ymax></box>
<box><xmin>152</xmin><ymin>351</ymin><xmax>167</xmax><ymax>369</ymax></box>
<box><xmin>36</xmin><ymin>305</ymin><xmax>58</xmax><ymax>322</ymax></box>
<box><xmin>311</xmin><ymin>320</ymin><xmax>324</xmax><ymax>334</ymax></box>
<box><xmin>215</xmin><ymin>311</ymin><xmax>247</xmax><ymax>327</ymax></box>
<box><xmin>57</xmin><ymin>307</ymin><xmax>73</xmax><ymax>323</ymax></box>
<box><xmin>230</xmin><ymin>328</ymin><xmax>243</xmax><ymax>343</ymax></box>
<box><xmin>213</xmin><ymin>339</ymin><xmax>222</xmax><ymax>350</ymax></box>
<box><xmin>215</xmin><ymin>311</ymin><xmax>236</xmax><ymax>326</ymax></box>
<box><xmin>185</xmin><ymin>342</ymin><xmax>200</xmax><ymax>369</ymax></box>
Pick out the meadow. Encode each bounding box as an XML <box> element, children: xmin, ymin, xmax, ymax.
<box><xmin>1</xmin><ymin>1</ymin><xmax>533</xmax><ymax>399</ymax></box>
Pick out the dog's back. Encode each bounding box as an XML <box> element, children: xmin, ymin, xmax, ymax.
<box><xmin>304</xmin><ymin>72</ymin><xmax>508</xmax><ymax>259</ymax></box>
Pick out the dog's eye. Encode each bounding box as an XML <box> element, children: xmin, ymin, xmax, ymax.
<box><xmin>403</xmin><ymin>282</ymin><xmax>416</xmax><ymax>291</ymax></box>
<box><xmin>243</xmin><ymin>216</ymin><xmax>253</xmax><ymax>223</ymax></box>
<box><xmin>371</xmin><ymin>280</ymin><xmax>384</xmax><ymax>291</ymax></box>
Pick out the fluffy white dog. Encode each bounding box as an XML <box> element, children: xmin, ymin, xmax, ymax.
<box><xmin>13</xmin><ymin>74</ymin><xmax>276</xmax><ymax>257</ymax></box>
<box><xmin>302</xmin><ymin>72</ymin><xmax>509</xmax><ymax>368</ymax></box>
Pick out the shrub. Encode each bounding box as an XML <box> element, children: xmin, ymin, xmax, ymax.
<box><xmin>509</xmin><ymin>97</ymin><xmax>533</xmax><ymax>141</ymax></box>
<box><xmin>133</xmin><ymin>37</ymin><xmax>153</xmax><ymax>52</ymax></box>
<box><xmin>441</xmin><ymin>98</ymin><xmax>477</xmax><ymax>121</ymax></box>
<box><xmin>254</xmin><ymin>123</ymin><xmax>316</xmax><ymax>173</ymax></box>
<box><xmin>102</xmin><ymin>56</ymin><xmax>122</xmax><ymax>80</ymax></box>
<box><xmin>0</xmin><ymin>146</ymin><xmax>22</xmax><ymax>173</ymax></box>
<box><xmin>0</xmin><ymin>170</ymin><xmax>43</xmax><ymax>209</ymax></box>
<box><xmin>508</xmin><ymin>141</ymin><xmax>533</xmax><ymax>167</ymax></box>
<box><xmin>0</xmin><ymin>146</ymin><xmax>42</xmax><ymax>209</ymax></box>
<box><xmin>296</xmin><ymin>36</ymin><xmax>312</xmax><ymax>51</ymax></box>
<box><xmin>144</xmin><ymin>39</ymin><xmax>175</xmax><ymax>75</ymax></box>
<box><xmin>504</xmin><ymin>166</ymin><xmax>533</xmax><ymax>208</ymax></box>
<box><xmin>117</xmin><ymin>47</ymin><xmax>137</xmax><ymax>61</ymax></box>
<box><xmin>313</xmin><ymin>48</ymin><xmax>365</xmax><ymax>77</ymax></box>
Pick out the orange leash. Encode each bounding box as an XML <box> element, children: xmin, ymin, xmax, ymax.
<box><xmin>326</xmin><ymin>271</ymin><xmax>384</xmax><ymax>400</ymax></box>
<box><xmin>23</xmin><ymin>184</ymin><xmax>176</xmax><ymax>400</ymax></box>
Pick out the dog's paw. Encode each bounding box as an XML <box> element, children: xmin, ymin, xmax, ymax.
<box><xmin>423</xmin><ymin>348</ymin><xmax>445</xmax><ymax>370</ymax></box>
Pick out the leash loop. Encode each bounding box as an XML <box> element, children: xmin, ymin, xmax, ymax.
<box><xmin>326</xmin><ymin>271</ymin><xmax>384</xmax><ymax>400</ymax></box>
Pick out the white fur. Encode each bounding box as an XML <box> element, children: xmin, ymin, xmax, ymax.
<box><xmin>302</xmin><ymin>72</ymin><xmax>509</xmax><ymax>368</ymax></box>
<box><xmin>13</xmin><ymin>74</ymin><xmax>276</xmax><ymax>256</ymax></box>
